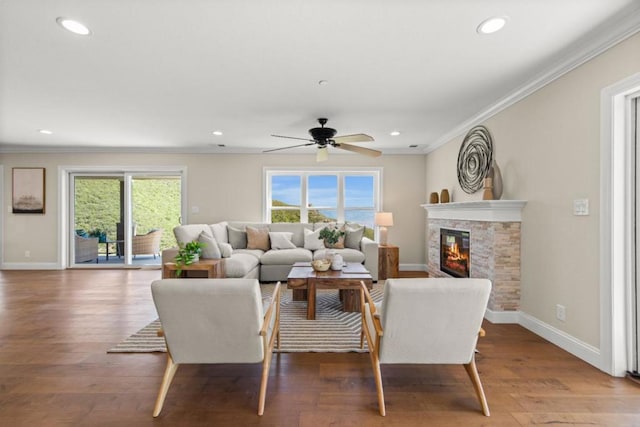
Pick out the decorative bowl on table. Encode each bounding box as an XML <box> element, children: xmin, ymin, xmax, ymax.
<box><xmin>311</xmin><ymin>259</ymin><xmax>331</xmax><ymax>272</ymax></box>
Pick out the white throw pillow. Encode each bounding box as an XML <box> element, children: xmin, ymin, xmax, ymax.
<box><xmin>269</xmin><ymin>232</ymin><xmax>297</xmax><ymax>250</ymax></box>
<box><xmin>209</xmin><ymin>221</ymin><xmax>228</xmax><ymax>243</ymax></box>
<box><xmin>198</xmin><ymin>230</ymin><xmax>222</xmax><ymax>259</ymax></box>
<box><xmin>303</xmin><ymin>228</ymin><xmax>325</xmax><ymax>250</ymax></box>
<box><xmin>217</xmin><ymin>242</ymin><xmax>233</xmax><ymax>258</ymax></box>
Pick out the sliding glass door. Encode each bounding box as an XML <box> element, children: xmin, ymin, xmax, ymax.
<box><xmin>70</xmin><ymin>170</ymin><xmax>182</xmax><ymax>268</ymax></box>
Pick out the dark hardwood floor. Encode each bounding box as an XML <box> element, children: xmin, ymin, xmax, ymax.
<box><xmin>0</xmin><ymin>269</ymin><xmax>638</xmax><ymax>426</ymax></box>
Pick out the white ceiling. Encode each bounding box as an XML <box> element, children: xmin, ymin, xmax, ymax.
<box><xmin>1</xmin><ymin>0</ymin><xmax>639</xmax><ymax>155</ymax></box>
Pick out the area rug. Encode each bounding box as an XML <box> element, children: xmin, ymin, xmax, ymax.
<box><xmin>107</xmin><ymin>282</ymin><xmax>384</xmax><ymax>353</ymax></box>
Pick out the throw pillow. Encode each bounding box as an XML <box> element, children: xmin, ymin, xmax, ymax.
<box><xmin>209</xmin><ymin>221</ymin><xmax>228</xmax><ymax>243</ymax></box>
<box><xmin>345</xmin><ymin>224</ymin><xmax>365</xmax><ymax>250</ymax></box>
<box><xmin>228</xmin><ymin>226</ymin><xmax>247</xmax><ymax>249</ymax></box>
<box><xmin>303</xmin><ymin>228</ymin><xmax>325</xmax><ymax>250</ymax></box>
<box><xmin>198</xmin><ymin>230</ymin><xmax>222</xmax><ymax>259</ymax></box>
<box><xmin>269</xmin><ymin>232</ymin><xmax>297</xmax><ymax>250</ymax></box>
<box><xmin>218</xmin><ymin>242</ymin><xmax>233</xmax><ymax>258</ymax></box>
<box><xmin>246</xmin><ymin>226</ymin><xmax>270</xmax><ymax>251</ymax></box>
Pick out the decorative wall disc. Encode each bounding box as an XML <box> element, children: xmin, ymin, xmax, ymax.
<box><xmin>457</xmin><ymin>125</ymin><xmax>493</xmax><ymax>194</ymax></box>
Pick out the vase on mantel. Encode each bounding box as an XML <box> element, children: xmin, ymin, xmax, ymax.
<box><xmin>440</xmin><ymin>189</ymin><xmax>450</xmax><ymax>203</ymax></box>
<box><xmin>489</xmin><ymin>160</ymin><xmax>503</xmax><ymax>200</ymax></box>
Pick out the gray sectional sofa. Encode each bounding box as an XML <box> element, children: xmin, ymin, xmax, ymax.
<box><xmin>161</xmin><ymin>221</ymin><xmax>379</xmax><ymax>281</ymax></box>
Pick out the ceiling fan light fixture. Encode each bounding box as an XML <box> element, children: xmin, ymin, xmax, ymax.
<box><xmin>56</xmin><ymin>17</ymin><xmax>91</xmax><ymax>35</ymax></box>
<box><xmin>477</xmin><ymin>16</ymin><xmax>508</xmax><ymax>34</ymax></box>
<box><xmin>316</xmin><ymin>146</ymin><xmax>329</xmax><ymax>162</ymax></box>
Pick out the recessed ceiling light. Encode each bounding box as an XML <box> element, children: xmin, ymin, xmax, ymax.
<box><xmin>212</xmin><ymin>130</ymin><xmax>223</xmax><ymax>136</ymax></box>
<box><xmin>477</xmin><ymin>16</ymin><xmax>508</xmax><ymax>35</ymax></box>
<box><xmin>39</xmin><ymin>129</ymin><xmax>53</xmax><ymax>135</ymax></box>
<box><xmin>390</xmin><ymin>131</ymin><xmax>401</xmax><ymax>136</ymax></box>
<box><xmin>56</xmin><ymin>17</ymin><xmax>91</xmax><ymax>36</ymax></box>
<box><xmin>318</xmin><ymin>80</ymin><xmax>328</xmax><ymax>86</ymax></box>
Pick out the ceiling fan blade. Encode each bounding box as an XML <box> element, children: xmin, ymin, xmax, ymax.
<box><xmin>271</xmin><ymin>134</ymin><xmax>315</xmax><ymax>142</ymax></box>
<box><xmin>335</xmin><ymin>143</ymin><xmax>382</xmax><ymax>157</ymax></box>
<box><xmin>263</xmin><ymin>142</ymin><xmax>315</xmax><ymax>153</ymax></box>
<box><xmin>333</xmin><ymin>133</ymin><xmax>374</xmax><ymax>144</ymax></box>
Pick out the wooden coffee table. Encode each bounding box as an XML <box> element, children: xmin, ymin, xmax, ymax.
<box><xmin>287</xmin><ymin>262</ymin><xmax>373</xmax><ymax>320</ymax></box>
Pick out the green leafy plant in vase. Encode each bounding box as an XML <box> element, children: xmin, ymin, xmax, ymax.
<box><xmin>318</xmin><ymin>224</ymin><xmax>345</xmax><ymax>248</ymax></box>
<box><xmin>174</xmin><ymin>241</ymin><xmax>206</xmax><ymax>277</ymax></box>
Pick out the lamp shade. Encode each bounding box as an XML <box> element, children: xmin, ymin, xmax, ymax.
<box><xmin>375</xmin><ymin>212</ymin><xmax>394</xmax><ymax>227</ymax></box>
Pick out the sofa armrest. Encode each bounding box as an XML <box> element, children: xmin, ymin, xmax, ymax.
<box><xmin>161</xmin><ymin>247</ymin><xmax>178</xmax><ymax>266</ymax></box>
<box><xmin>361</xmin><ymin>237</ymin><xmax>379</xmax><ymax>281</ymax></box>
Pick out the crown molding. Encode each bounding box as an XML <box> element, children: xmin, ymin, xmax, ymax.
<box><xmin>424</xmin><ymin>8</ymin><xmax>640</xmax><ymax>154</ymax></box>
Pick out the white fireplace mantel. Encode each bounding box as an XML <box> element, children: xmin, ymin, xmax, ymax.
<box><xmin>421</xmin><ymin>200</ymin><xmax>527</xmax><ymax>222</ymax></box>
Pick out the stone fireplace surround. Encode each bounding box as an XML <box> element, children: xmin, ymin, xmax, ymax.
<box><xmin>422</xmin><ymin>200</ymin><xmax>526</xmax><ymax>322</ymax></box>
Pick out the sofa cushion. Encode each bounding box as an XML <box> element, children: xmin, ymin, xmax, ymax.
<box><xmin>303</xmin><ymin>228</ymin><xmax>325</xmax><ymax>250</ymax></box>
<box><xmin>233</xmin><ymin>248</ymin><xmax>264</xmax><ymax>259</ymax></box>
<box><xmin>345</xmin><ymin>224</ymin><xmax>365</xmax><ymax>250</ymax></box>
<box><xmin>260</xmin><ymin>248</ymin><xmax>313</xmax><ymax>265</ymax></box>
<box><xmin>314</xmin><ymin>248</ymin><xmax>365</xmax><ymax>264</ymax></box>
<box><xmin>198</xmin><ymin>230</ymin><xmax>222</xmax><ymax>259</ymax></box>
<box><xmin>209</xmin><ymin>221</ymin><xmax>228</xmax><ymax>244</ymax></box>
<box><xmin>228</xmin><ymin>226</ymin><xmax>247</xmax><ymax>249</ymax></box>
<box><xmin>267</xmin><ymin>223</ymin><xmax>310</xmax><ymax>247</ymax></box>
<box><xmin>247</xmin><ymin>226</ymin><xmax>270</xmax><ymax>251</ymax></box>
<box><xmin>224</xmin><ymin>253</ymin><xmax>260</xmax><ymax>278</ymax></box>
<box><xmin>174</xmin><ymin>224</ymin><xmax>210</xmax><ymax>245</ymax></box>
<box><xmin>269</xmin><ymin>232</ymin><xmax>297</xmax><ymax>250</ymax></box>
<box><xmin>218</xmin><ymin>242</ymin><xmax>233</xmax><ymax>258</ymax></box>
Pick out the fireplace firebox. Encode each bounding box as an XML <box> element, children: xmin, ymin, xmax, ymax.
<box><xmin>440</xmin><ymin>228</ymin><xmax>470</xmax><ymax>278</ymax></box>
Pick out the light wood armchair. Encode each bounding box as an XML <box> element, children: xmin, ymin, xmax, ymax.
<box><xmin>151</xmin><ymin>279</ymin><xmax>281</xmax><ymax>417</ymax></box>
<box><xmin>359</xmin><ymin>278</ymin><xmax>491</xmax><ymax>417</ymax></box>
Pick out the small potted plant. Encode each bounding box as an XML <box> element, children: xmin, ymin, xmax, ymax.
<box><xmin>174</xmin><ymin>241</ymin><xmax>206</xmax><ymax>277</ymax></box>
<box><xmin>318</xmin><ymin>224</ymin><xmax>345</xmax><ymax>248</ymax></box>
<box><xmin>88</xmin><ymin>228</ymin><xmax>108</xmax><ymax>243</ymax></box>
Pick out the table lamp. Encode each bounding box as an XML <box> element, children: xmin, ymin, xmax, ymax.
<box><xmin>375</xmin><ymin>212</ymin><xmax>393</xmax><ymax>246</ymax></box>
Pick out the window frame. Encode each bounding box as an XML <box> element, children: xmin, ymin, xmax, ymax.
<box><xmin>264</xmin><ymin>167</ymin><xmax>382</xmax><ymax>227</ymax></box>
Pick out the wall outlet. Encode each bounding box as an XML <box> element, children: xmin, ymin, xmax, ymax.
<box><xmin>556</xmin><ymin>304</ymin><xmax>566</xmax><ymax>321</ymax></box>
<box><xmin>24</xmin><ymin>250</ymin><xmax>31</xmax><ymax>258</ymax></box>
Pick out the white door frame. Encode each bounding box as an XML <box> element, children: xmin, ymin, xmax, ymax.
<box><xmin>600</xmin><ymin>72</ymin><xmax>640</xmax><ymax>376</ymax></box>
<box><xmin>59</xmin><ymin>165</ymin><xmax>187</xmax><ymax>268</ymax></box>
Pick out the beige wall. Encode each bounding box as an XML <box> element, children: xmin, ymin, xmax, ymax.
<box><xmin>1</xmin><ymin>152</ymin><xmax>426</xmax><ymax>265</ymax></box>
<box><xmin>425</xmin><ymin>33</ymin><xmax>640</xmax><ymax>347</ymax></box>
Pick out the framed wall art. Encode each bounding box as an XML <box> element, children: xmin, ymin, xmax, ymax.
<box><xmin>12</xmin><ymin>167</ymin><xmax>45</xmax><ymax>214</ymax></box>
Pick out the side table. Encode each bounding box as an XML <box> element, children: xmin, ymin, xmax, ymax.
<box><xmin>163</xmin><ymin>259</ymin><xmax>226</xmax><ymax>279</ymax></box>
<box><xmin>378</xmin><ymin>244</ymin><xmax>399</xmax><ymax>280</ymax></box>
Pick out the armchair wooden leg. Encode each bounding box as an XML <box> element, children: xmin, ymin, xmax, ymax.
<box><xmin>258</xmin><ymin>349</ymin><xmax>274</xmax><ymax>416</ymax></box>
<box><xmin>463</xmin><ymin>356</ymin><xmax>490</xmax><ymax>416</ymax></box>
<box><xmin>371</xmin><ymin>355</ymin><xmax>386</xmax><ymax>416</ymax></box>
<box><xmin>360</xmin><ymin>328</ymin><xmax>364</xmax><ymax>349</ymax></box>
<box><xmin>153</xmin><ymin>354</ymin><xmax>179</xmax><ymax>417</ymax></box>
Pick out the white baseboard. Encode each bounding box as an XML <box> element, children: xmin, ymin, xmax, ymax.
<box><xmin>518</xmin><ymin>311</ymin><xmax>602</xmax><ymax>370</ymax></box>
<box><xmin>484</xmin><ymin>308</ymin><xmax>520</xmax><ymax>324</ymax></box>
<box><xmin>482</xmin><ymin>309</ymin><xmax>603</xmax><ymax>371</ymax></box>
<box><xmin>1</xmin><ymin>262</ymin><xmax>62</xmax><ymax>270</ymax></box>
<box><xmin>400</xmin><ymin>263</ymin><xmax>428</xmax><ymax>272</ymax></box>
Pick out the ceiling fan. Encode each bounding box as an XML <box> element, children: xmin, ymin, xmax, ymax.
<box><xmin>264</xmin><ymin>118</ymin><xmax>381</xmax><ymax>162</ymax></box>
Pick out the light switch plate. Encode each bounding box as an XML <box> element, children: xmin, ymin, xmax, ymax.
<box><xmin>573</xmin><ymin>199</ymin><xmax>589</xmax><ymax>216</ymax></box>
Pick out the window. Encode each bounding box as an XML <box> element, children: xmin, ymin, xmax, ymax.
<box><xmin>265</xmin><ymin>168</ymin><xmax>381</xmax><ymax>238</ymax></box>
